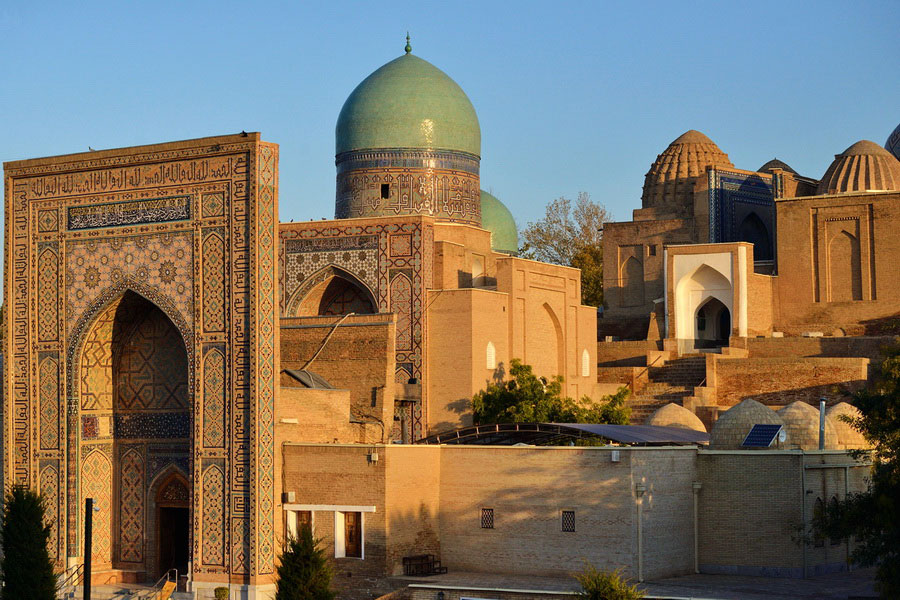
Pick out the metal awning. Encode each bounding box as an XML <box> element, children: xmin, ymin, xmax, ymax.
<box><xmin>417</xmin><ymin>422</ymin><xmax>709</xmax><ymax>446</ymax></box>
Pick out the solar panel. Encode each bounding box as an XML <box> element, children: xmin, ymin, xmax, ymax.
<box><xmin>742</xmin><ymin>424</ymin><xmax>783</xmax><ymax>448</ymax></box>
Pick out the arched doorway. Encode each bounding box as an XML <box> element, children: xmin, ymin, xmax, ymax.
<box><xmin>695</xmin><ymin>297</ymin><xmax>731</xmax><ymax>348</ymax></box>
<box><xmin>155</xmin><ymin>472</ymin><xmax>191</xmax><ymax>578</ymax></box>
<box><xmin>288</xmin><ymin>267</ymin><xmax>378</xmax><ymax>317</ymax></box>
<box><xmin>738</xmin><ymin>212</ymin><xmax>773</xmax><ymax>261</ymax></box>
<box><xmin>77</xmin><ymin>290</ymin><xmax>191</xmax><ymax>580</ymax></box>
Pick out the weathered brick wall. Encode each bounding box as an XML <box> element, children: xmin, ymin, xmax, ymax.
<box><xmin>596</xmin><ymin>340</ymin><xmax>658</xmax><ymax>367</ymax></box>
<box><xmin>280</xmin><ymin>314</ymin><xmax>396</xmax><ymax>433</ymax></box>
<box><xmin>384</xmin><ymin>447</ymin><xmax>442</xmax><ymax>575</ymax></box>
<box><xmin>697</xmin><ymin>451</ymin><xmax>870</xmax><ymax>577</ymax></box>
<box><xmin>735</xmin><ymin>335</ymin><xmax>895</xmax><ymax>365</ymax></box>
<box><xmin>711</xmin><ymin>357</ymin><xmax>868</xmax><ymax>407</ymax></box>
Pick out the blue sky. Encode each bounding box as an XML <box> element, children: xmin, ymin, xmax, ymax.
<box><xmin>1</xmin><ymin>0</ymin><xmax>897</xmax><ymax>234</ymax></box>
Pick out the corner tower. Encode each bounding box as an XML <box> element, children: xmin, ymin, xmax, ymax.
<box><xmin>335</xmin><ymin>38</ymin><xmax>482</xmax><ymax>224</ymax></box>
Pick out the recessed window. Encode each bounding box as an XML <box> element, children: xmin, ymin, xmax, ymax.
<box><xmin>380</xmin><ymin>183</ymin><xmax>390</xmax><ymax>199</ymax></box>
<box><xmin>486</xmin><ymin>341</ymin><xmax>496</xmax><ymax>370</ymax></box>
<box><xmin>648</xmin><ymin>245</ymin><xmax>657</xmax><ymax>257</ymax></box>
<box><xmin>561</xmin><ymin>510</ymin><xmax>575</xmax><ymax>532</ymax></box>
<box><xmin>481</xmin><ymin>508</ymin><xmax>494</xmax><ymax>529</ymax></box>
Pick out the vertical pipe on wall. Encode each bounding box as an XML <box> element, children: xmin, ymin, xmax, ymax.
<box><xmin>692</xmin><ymin>482</ymin><xmax>702</xmax><ymax>574</ymax></box>
<box><xmin>635</xmin><ymin>483</ymin><xmax>646</xmax><ymax>582</ymax></box>
<box><xmin>818</xmin><ymin>398</ymin><xmax>826</xmax><ymax>450</ymax></box>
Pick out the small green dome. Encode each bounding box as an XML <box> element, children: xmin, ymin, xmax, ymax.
<box><xmin>480</xmin><ymin>190</ymin><xmax>518</xmax><ymax>254</ymax></box>
<box><xmin>336</xmin><ymin>53</ymin><xmax>481</xmax><ymax>156</ymax></box>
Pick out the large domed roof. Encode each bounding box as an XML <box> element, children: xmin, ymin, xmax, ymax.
<box><xmin>825</xmin><ymin>402</ymin><xmax>870</xmax><ymax>450</ymax></box>
<box><xmin>335</xmin><ymin>49</ymin><xmax>481</xmax><ymax>157</ymax></box>
<box><xmin>709</xmin><ymin>398</ymin><xmax>785</xmax><ymax>449</ymax></box>
<box><xmin>641</xmin><ymin>130</ymin><xmax>734</xmax><ymax>215</ymax></box>
<box><xmin>480</xmin><ymin>190</ymin><xmax>518</xmax><ymax>254</ymax></box>
<box><xmin>817</xmin><ymin>140</ymin><xmax>900</xmax><ymax>195</ymax></box>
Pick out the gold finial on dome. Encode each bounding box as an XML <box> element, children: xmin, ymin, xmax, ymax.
<box><xmin>405</xmin><ymin>32</ymin><xmax>412</xmax><ymax>54</ymax></box>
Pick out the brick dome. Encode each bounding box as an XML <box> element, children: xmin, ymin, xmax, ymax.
<box><xmin>758</xmin><ymin>158</ymin><xmax>797</xmax><ymax>174</ymax></box>
<box><xmin>710</xmin><ymin>399</ymin><xmax>785</xmax><ymax>450</ymax></box>
<box><xmin>777</xmin><ymin>401</ymin><xmax>838</xmax><ymax>450</ymax></box>
<box><xmin>825</xmin><ymin>402</ymin><xmax>870</xmax><ymax>450</ymax></box>
<box><xmin>816</xmin><ymin>140</ymin><xmax>900</xmax><ymax>195</ymax></box>
<box><xmin>646</xmin><ymin>403</ymin><xmax>707</xmax><ymax>432</ymax></box>
<box><xmin>641</xmin><ymin>130</ymin><xmax>734</xmax><ymax>217</ymax></box>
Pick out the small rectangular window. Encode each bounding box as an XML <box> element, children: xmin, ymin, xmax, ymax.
<box><xmin>380</xmin><ymin>183</ymin><xmax>390</xmax><ymax>199</ymax></box>
<box><xmin>561</xmin><ymin>510</ymin><xmax>575</xmax><ymax>532</ymax></box>
<box><xmin>648</xmin><ymin>245</ymin><xmax>657</xmax><ymax>256</ymax></box>
<box><xmin>480</xmin><ymin>508</ymin><xmax>494</xmax><ymax>529</ymax></box>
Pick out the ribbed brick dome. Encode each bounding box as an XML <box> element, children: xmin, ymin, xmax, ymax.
<box><xmin>825</xmin><ymin>402</ymin><xmax>870</xmax><ymax>450</ymax></box>
<box><xmin>646</xmin><ymin>403</ymin><xmax>706</xmax><ymax>432</ymax></box>
<box><xmin>777</xmin><ymin>401</ymin><xmax>838</xmax><ymax>450</ymax></box>
<box><xmin>709</xmin><ymin>398</ymin><xmax>785</xmax><ymax>449</ymax></box>
<box><xmin>641</xmin><ymin>130</ymin><xmax>734</xmax><ymax>216</ymax></box>
<box><xmin>817</xmin><ymin>140</ymin><xmax>900</xmax><ymax>195</ymax></box>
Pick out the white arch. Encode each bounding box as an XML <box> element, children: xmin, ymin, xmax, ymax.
<box><xmin>674</xmin><ymin>264</ymin><xmax>733</xmax><ymax>344</ymax></box>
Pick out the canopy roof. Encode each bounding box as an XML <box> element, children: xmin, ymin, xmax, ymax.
<box><xmin>417</xmin><ymin>422</ymin><xmax>709</xmax><ymax>446</ymax></box>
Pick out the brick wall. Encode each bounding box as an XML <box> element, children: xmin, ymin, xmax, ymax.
<box><xmin>710</xmin><ymin>357</ymin><xmax>869</xmax><ymax>407</ymax></box>
<box><xmin>596</xmin><ymin>340</ymin><xmax>659</xmax><ymax>367</ymax></box>
<box><xmin>280</xmin><ymin>314</ymin><xmax>396</xmax><ymax>433</ymax></box>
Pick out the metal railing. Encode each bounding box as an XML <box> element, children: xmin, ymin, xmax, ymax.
<box><xmin>130</xmin><ymin>569</ymin><xmax>178</xmax><ymax>600</ymax></box>
<box><xmin>57</xmin><ymin>563</ymin><xmax>84</xmax><ymax>600</ymax></box>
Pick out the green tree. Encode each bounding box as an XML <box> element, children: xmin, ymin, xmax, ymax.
<box><xmin>275</xmin><ymin>525</ymin><xmax>336</xmax><ymax>600</ymax></box>
<box><xmin>472</xmin><ymin>359</ymin><xmax>630</xmax><ymax>426</ymax></box>
<box><xmin>575</xmin><ymin>564</ymin><xmax>645</xmax><ymax>600</ymax></box>
<box><xmin>0</xmin><ymin>485</ymin><xmax>56</xmax><ymax>600</ymax></box>
<box><xmin>814</xmin><ymin>344</ymin><xmax>900</xmax><ymax>598</ymax></box>
<box><xmin>520</xmin><ymin>192</ymin><xmax>610</xmax><ymax>307</ymax></box>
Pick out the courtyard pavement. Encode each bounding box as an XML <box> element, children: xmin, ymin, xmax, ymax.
<box><xmin>395</xmin><ymin>568</ymin><xmax>878</xmax><ymax>600</ymax></box>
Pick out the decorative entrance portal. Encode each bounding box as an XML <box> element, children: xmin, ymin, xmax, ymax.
<box><xmin>695</xmin><ymin>297</ymin><xmax>731</xmax><ymax>348</ymax></box>
<box><xmin>77</xmin><ymin>290</ymin><xmax>191</xmax><ymax>581</ymax></box>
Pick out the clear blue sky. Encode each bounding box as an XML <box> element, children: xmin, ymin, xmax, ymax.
<box><xmin>1</xmin><ymin>0</ymin><xmax>897</xmax><ymax>233</ymax></box>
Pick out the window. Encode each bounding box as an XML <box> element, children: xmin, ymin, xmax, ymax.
<box><xmin>581</xmin><ymin>349</ymin><xmax>590</xmax><ymax>377</ymax></box>
<box><xmin>486</xmin><ymin>341</ymin><xmax>496</xmax><ymax>370</ymax></box>
<box><xmin>648</xmin><ymin>245</ymin><xmax>657</xmax><ymax>257</ymax></box>
<box><xmin>380</xmin><ymin>183</ymin><xmax>390</xmax><ymax>199</ymax></box>
<box><xmin>561</xmin><ymin>510</ymin><xmax>575</xmax><ymax>532</ymax></box>
<box><xmin>286</xmin><ymin>510</ymin><xmax>313</xmax><ymax>539</ymax></box>
<box><xmin>334</xmin><ymin>511</ymin><xmax>364</xmax><ymax>558</ymax></box>
<box><xmin>481</xmin><ymin>508</ymin><xmax>494</xmax><ymax>529</ymax></box>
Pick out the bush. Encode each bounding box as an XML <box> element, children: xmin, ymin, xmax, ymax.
<box><xmin>575</xmin><ymin>564</ymin><xmax>644</xmax><ymax>600</ymax></box>
<box><xmin>0</xmin><ymin>485</ymin><xmax>56</xmax><ymax>600</ymax></box>
<box><xmin>275</xmin><ymin>525</ymin><xmax>335</xmax><ymax>600</ymax></box>
<box><xmin>214</xmin><ymin>587</ymin><xmax>230</xmax><ymax>600</ymax></box>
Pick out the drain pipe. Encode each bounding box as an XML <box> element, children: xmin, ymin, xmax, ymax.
<box><xmin>819</xmin><ymin>398</ymin><xmax>826</xmax><ymax>450</ymax></box>
<box><xmin>635</xmin><ymin>483</ymin><xmax>646</xmax><ymax>582</ymax></box>
<box><xmin>692</xmin><ymin>482</ymin><xmax>702</xmax><ymax>573</ymax></box>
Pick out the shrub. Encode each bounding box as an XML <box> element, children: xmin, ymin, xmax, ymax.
<box><xmin>214</xmin><ymin>587</ymin><xmax>230</xmax><ymax>600</ymax></box>
<box><xmin>575</xmin><ymin>564</ymin><xmax>645</xmax><ymax>600</ymax></box>
<box><xmin>275</xmin><ymin>525</ymin><xmax>335</xmax><ymax>600</ymax></box>
<box><xmin>0</xmin><ymin>485</ymin><xmax>56</xmax><ymax>600</ymax></box>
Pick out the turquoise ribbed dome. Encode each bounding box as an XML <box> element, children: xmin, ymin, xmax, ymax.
<box><xmin>336</xmin><ymin>53</ymin><xmax>481</xmax><ymax>156</ymax></box>
<box><xmin>480</xmin><ymin>190</ymin><xmax>518</xmax><ymax>254</ymax></box>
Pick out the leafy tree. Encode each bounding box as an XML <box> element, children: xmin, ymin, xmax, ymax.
<box><xmin>575</xmin><ymin>564</ymin><xmax>645</xmax><ymax>600</ymax></box>
<box><xmin>472</xmin><ymin>359</ymin><xmax>630</xmax><ymax>426</ymax></box>
<box><xmin>0</xmin><ymin>485</ymin><xmax>56</xmax><ymax>600</ymax></box>
<box><xmin>520</xmin><ymin>192</ymin><xmax>610</xmax><ymax>307</ymax></box>
<box><xmin>814</xmin><ymin>344</ymin><xmax>900</xmax><ymax>598</ymax></box>
<box><xmin>275</xmin><ymin>524</ymin><xmax>336</xmax><ymax>600</ymax></box>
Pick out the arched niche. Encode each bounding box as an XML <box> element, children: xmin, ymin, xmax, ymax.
<box><xmin>674</xmin><ymin>264</ymin><xmax>733</xmax><ymax>348</ymax></box>
<box><xmin>738</xmin><ymin>212</ymin><xmax>773</xmax><ymax>261</ymax></box>
<box><xmin>287</xmin><ymin>266</ymin><xmax>378</xmax><ymax>317</ymax></box>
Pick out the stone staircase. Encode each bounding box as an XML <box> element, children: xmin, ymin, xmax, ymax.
<box><xmin>61</xmin><ymin>584</ymin><xmax>192</xmax><ymax>599</ymax></box>
<box><xmin>627</xmin><ymin>356</ymin><xmax>707</xmax><ymax>423</ymax></box>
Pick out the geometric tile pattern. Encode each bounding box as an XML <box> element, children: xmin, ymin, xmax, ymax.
<box><xmin>202</xmin><ymin>462</ymin><xmax>226</xmax><ymax>566</ymax></box>
<box><xmin>65</xmin><ymin>232</ymin><xmax>193</xmax><ymax>339</ymax></box>
<box><xmin>202</xmin><ymin>231</ymin><xmax>226</xmax><ymax>333</ymax></box>
<box><xmin>390</xmin><ymin>273</ymin><xmax>413</xmax><ymax>351</ymax></box>
<box><xmin>37</xmin><ymin>246</ymin><xmax>59</xmax><ymax>342</ymax></box>
<box><xmin>203</xmin><ymin>348</ymin><xmax>226</xmax><ymax>448</ymax></box>
<box><xmin>119</xmin><ymin>448</ymin><xmax>145</xmax><ymax>562</ymax></box>
<box><xmin>39</xmin><ymin>356</ymin><xmax>60</xmax><ymax>450</ymax></box>
<box><xmin>82</xmin><ymin>449</ymin><xmax>112</xmax><ymax>563</ymax></box>
<box><xmin>39</xmin><ymin>462</ymin><xmax>60</xmax><ymax>562</ymax></box>
<box><xmin>6</xmin><ymin>139</ymin><xmax>280</xmax><ymax>585</ymax></box>
<box><xmin>115</xmin><ymin>306</ymin><xmax>189</xmax><ymax>410</ymax></box>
